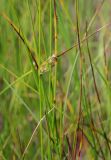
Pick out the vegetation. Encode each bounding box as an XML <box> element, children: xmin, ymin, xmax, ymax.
<box><xmin>0</xmin><ymin>0</ymin><xmax>111</xmax><ymax>159</ymax></box>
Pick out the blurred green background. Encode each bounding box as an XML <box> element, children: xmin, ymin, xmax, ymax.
<box><xmin>0</xmin><ymin>0</ymin><xmax>111</xmax><ymax>159</ymax></box>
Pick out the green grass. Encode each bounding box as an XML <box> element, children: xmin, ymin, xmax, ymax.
<box><xmin>0</xmin><ymin>0</ymin><xmax>111</xmax><ymax>159</ymax></box>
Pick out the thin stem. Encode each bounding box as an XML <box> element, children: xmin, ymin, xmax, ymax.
<box><xmin>38</xmin><ymin>1</ymin><xmax>43</xmax><ymax>159</ymax></box>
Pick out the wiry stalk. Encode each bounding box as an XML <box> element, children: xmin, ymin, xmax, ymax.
<box><xmin>53</xmin><ymin>0</ymin><xmax>58</xmax><ymax>102</ymax></box>
<box><xmin>86</xmin><ymin>26</ymin><xmax>109</xmax><ymax>154</ymax></box>
<box><xmin>2</xmin><ymin>13</ymin><xmax>39</xmax><ymax>70</ymax></box>
<box><xmin>38</xmin><ymin>0</ymin><xmax>43</xmax><ymax>159</ymax></box>
<box><xmin>73</xmin><ymin>1</ymin><xmax>83</xmax><ymax>159</ymax></box>
<box><xmin>2</xmin><ymin>12</ymin><xmax>111</xmax><ymax>75</ymax></box>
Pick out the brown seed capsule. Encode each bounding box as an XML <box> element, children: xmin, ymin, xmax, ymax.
<box><xmin>39</xmin><ymin>54</ymin><xmax>57</xmax><ymax>74</ymax></box>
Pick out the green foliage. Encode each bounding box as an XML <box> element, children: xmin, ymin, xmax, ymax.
<box><xmin>0</xmin><ymin>0</ymin><xmax>111</xmax><ymax>159</ymax></box>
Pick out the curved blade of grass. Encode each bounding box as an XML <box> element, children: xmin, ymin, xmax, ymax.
<box><xmin>0</xmin><ymin>70</ymin><xmax>34</xmax><ymax>96</ymax></box>
<box><xmin>21</xmin><ymin>106</ymin><xmax>55</xmax><ymax>159</ymax></box>
<box><xmin>0</xmin><ymin>63</ymin><xmax>38</xmax><ymax>94</ymax></box>
<box><xmin>4</xmin><ymin>79</ymin><xmax>38</xmax><ymax>122</ymax></box>
<box><xmin>2</xmin><ymin>13</ymin><xmax>39</xmax><ymax>70</ymax></box>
